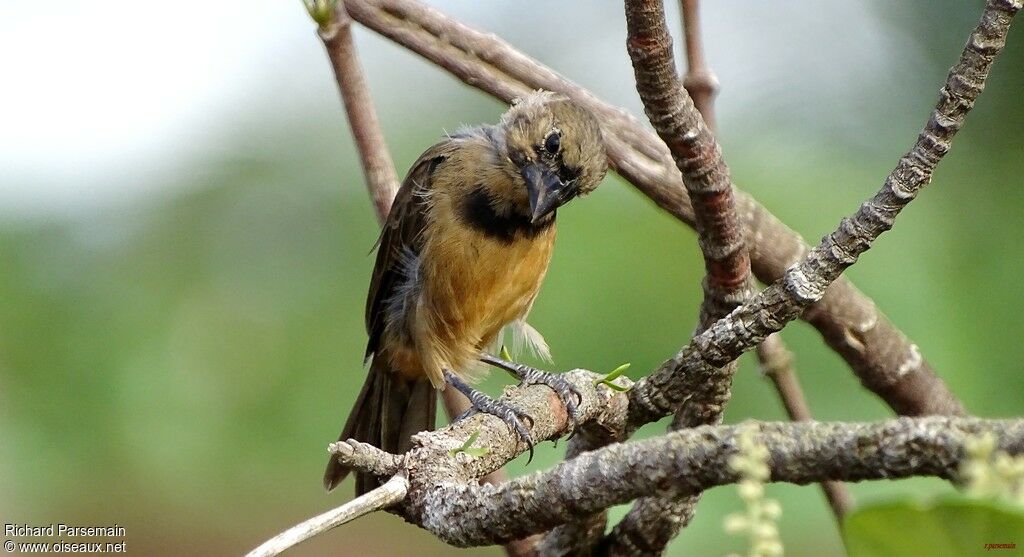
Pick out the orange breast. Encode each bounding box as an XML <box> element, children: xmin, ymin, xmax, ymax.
<box><xmin>414</xmin><ymin>222</ymin><xmax>556</xmax><ymax>382</ymax></box>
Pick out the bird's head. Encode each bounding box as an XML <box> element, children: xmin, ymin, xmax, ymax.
<box><xmin>498</xmin><ymin>91</ymin><xmax>608</xmax><ymax>224</ymax></box>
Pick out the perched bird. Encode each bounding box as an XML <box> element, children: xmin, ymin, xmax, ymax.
<box><xmin>324</xmin><ymin>91</ymin><xmax>607</xmax><ymax>494</ymax></box>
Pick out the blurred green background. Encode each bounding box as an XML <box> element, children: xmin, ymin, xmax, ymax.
<box><xmin>1</xmin><ymin>1</ymin><xmax>1022</xmax><ymax>555</ymax></box>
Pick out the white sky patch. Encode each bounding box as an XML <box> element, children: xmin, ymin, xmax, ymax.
<box><xmin>0</xmin><ymin>1</ymin><xmax>925</xmax><ymax>221</ymax></box>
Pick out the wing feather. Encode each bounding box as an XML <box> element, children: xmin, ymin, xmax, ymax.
<box><xmin>364</xmin><ymin>141</ymin><xmax>456</xmax><ymax>360</ymax></box>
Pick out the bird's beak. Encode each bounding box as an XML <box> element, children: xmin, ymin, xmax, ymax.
<box><xmin>522</xmin><ymin>163</ymin><xmax>569</xmax><ymax>224</ymax></box>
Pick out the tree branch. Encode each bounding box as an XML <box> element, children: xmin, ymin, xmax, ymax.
<box><xmin>246</xmin><ymin>474</ymin><xmax>409</xmax><ymax>557</ymax></box>
<box><xmin>341</xmin><ymin>0</ymin><xmax>965</xmax><ymax>418</ymax></box>
<box><xmin>262</xmin><ymin>374</ymin><xmax>1017</xmax><ymax>551</ymax></box>
<box><xmin>537</xmin><ymin>406</ymin><xmax>631</xmax><ymax>556</ymax></box>
<box><xmin>607</xmin><ymin>0</ymin><xmax>755</xmax><ymax>551</ymax></box>
<box><xmin>310</xmin><ymin>372</ymin><xmax>1017</xmax><ymax>548</ymax></box>
<box><xmin>413</xmin><ymin>417</ymin><xmax>1024</xmax><ymax>546</ymax></box>
<box><xmin>679</xmin><ymin>0</ymin><xmax>718</xmax><ymax>132</ymax></box>
<box><xmin>757</xmin><ymin>333</ymin><xmax>854</xmax><ymax>519</ymax></box>
<box><xmin>627</xmin><ymin>0</ymin><xmax>1020</xmax><ymax>427</ymax></box>
<box><xmin>317</xmin><ymin>4</ymin><xmax>398</xmax><ymax>223</ymax></box>
<box><xmin>440</xmin><ymin>387</ymin><xmax>542</xmax><ymax>556</ymax></box>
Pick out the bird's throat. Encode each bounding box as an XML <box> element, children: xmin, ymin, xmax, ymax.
<box><xmin>459</xmin><ymin>187</ymin><xmax>555</xmax><ymax>244</ymax></box>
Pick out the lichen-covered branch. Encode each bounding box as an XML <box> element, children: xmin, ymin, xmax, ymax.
<box><xmin>608</xmin><ymin>0</ymin><xmax>755</xmax><ymax>551</ymax></box>
<box><xmin>414</xmin><ymin>417</ymin><xmax>1024</xmax><ymax>546</ymax></box>
<box><xmin>439</xmin><ymin>387</ymin><xmax>542</xmax><ymax>557</ymax></box>
<box><xmin>263</xmin><ymin>370</ymin><xmax>1019</xmax><ymax>551</ymax></box>
<box><xmin>537</xmin><ymin>407</ymin><xmax>631</xmax><ymax>556</ymax></box>
<box><xmin>628</xmin><ymin>0</ymin><xmax>1021</xmax><ymax>427</ymax></box>
<box><xmin>341</xmin><ymin>0</ymin><xmax>964</xmax><ymax>418</ymax></box>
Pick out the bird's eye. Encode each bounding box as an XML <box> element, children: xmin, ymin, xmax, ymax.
<box><xmin>543</xmin><ymin>132</ymin><xmax>561</xmax><ymax>155</ymax></box>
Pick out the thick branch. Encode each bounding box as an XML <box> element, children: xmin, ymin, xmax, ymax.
<box><xmin>627</xmin><ymin>0</ymin><xmax>1021</xmax><ymax>427</ymax></box>
<box><xmin>417</xmin><ymin>417</ymin><xmax>1024</xmax><ymax>546</ymax></box>
<box><xmin>537</xmin><ymin>414</ymin><xmax>630</xmax><ymax>556</ymax></box>
<box><xmin>341</xmin><ymin>0</ymin><xmax>964</xmax><ymax>417</ymax></box>
<box><xmin>609</xmin><ymin>0</ymin><xmax>755</xmax><ymax>551</ymax></box>
<box><xmin>440</xmin><ymin>387</ymin><xmax>541</xmax><ymax>557</ymax></box>
<box><xmin>626</xmin><ymin>0</ymin><xmax>752</xmax><ymax>329</ymax></box>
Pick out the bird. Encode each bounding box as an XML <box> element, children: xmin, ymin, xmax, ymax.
<box><xmin>324</xmin><ymin>91</ymin><xmax>608</xmax><ymax>495</ymax></box>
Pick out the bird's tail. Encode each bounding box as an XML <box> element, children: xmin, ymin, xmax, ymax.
<box><xmin>323</xmin><ymin>357</ymin><xmax>436</xmax><ymax>494</ymax></box>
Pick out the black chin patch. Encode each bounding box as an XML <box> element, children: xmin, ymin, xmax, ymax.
<box><xmin>460</xmin><ymin>187</ymin><xmax>554</xmax><ymax>243</ymax></box>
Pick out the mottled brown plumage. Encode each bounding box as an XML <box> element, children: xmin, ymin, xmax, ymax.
<box><xmin>325</xmin><ymin>91</ymin><xmax>607</xmax><ymax>493</ymax></box>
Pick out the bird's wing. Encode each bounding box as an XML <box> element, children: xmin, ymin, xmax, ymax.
<box><xmin>364</xmin><ymin>140</ymin><xmax>456</xmax><ymax>360</ymax></box>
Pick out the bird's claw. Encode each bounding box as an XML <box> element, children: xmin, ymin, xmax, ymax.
<box><xmin>480</xmin><ymin>355</ymin><xmax>583</xmax><ymax>436</ymax></box>
<box><xmin>516</xmin><ymin>367</ymin><xmax>583</xmax><ymax>435</ymax></box>
<box><xmin>445</xmin><ymin>370</ymin><xmax>536</xmax><ymax>462</ymax></box>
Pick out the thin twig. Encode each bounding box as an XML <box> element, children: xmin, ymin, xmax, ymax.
<box><xmin>247</xmin><ymin>474</ymin><xmax>409</xmax><ymax>557</ymax></box>
<box><xmin>679</xmin><ymin>0</ymin><xmax>719</xmax><ymax>132</ymax></box>
<box><xmin>319</xmin><ymin>4</ymin><xmax>399</xmax><ymax>222</ymax></box>
<box><xmin>341</xmin><ymin>0</ymin><xmax>965</xmax><ymax>418</ymax></box>
<box><xmin>758</xmin><ymin>333</ymin><xmax>854</xmax><ymax>519</ymax></box>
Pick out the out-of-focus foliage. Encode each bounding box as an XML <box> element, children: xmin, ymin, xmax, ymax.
<box><xmin>1</xmin><ymin>2</ymin><xmax>1022</xmax><ymax>555</ymax></box>
<box><xmin>844</xmin><ymin>497</ymin><xmax>1024</xmax><ymax>557</ymax></box>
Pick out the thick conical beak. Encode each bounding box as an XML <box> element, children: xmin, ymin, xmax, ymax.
<box><xmin>522</xmin><ymin>163</ymin><xmax>568</xmax><ymax>224</ymax></box>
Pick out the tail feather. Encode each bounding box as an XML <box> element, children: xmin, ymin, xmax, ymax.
<box><xmin>324</xmin><ymin>358</ymin><xmax>436</xmax><ymax>494</ymax></box>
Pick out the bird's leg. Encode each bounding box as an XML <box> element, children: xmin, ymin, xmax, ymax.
<box><xmin>443</xmin><ymin>370</ymin><xmax>535</xmax><ymax>462</ymax></box>
<box><xmin>480</xmin><ymin>353</ymin><xmax>582</xmax><ymax>432</ymax></box>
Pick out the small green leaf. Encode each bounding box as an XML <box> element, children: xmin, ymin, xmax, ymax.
<box><xmin>500</xmin><ymin>345</ymin><xmax>513</xmax><ymax>362</ymax></box>
<box><xmin>844</xmin><ymin>495</ymin><xmax>1024</xmax><ymax>557</ymax></box>
<box><xmin>596</xmin><ymin>363</ymin><xmax>632</xmax><ymax>391</ymax></box>
<box><xmin>449</xmin><ymin>430</ymin><xmax>489</xmax><ymax>458</ymax></box>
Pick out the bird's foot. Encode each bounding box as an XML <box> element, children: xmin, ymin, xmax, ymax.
<box><xmin>480</xmin><ymin>354</ymin><xmax>583</xmax><ymax>434</ymax></box>
<box><xmin>444</xmin><ymin>370</ymin><xmax>535</xmax><ymax>462</ymax></box>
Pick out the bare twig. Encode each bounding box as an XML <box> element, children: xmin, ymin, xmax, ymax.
<box><xmin>628</xmin><ymin>0</ymin><xmax>1020</xmax><ymax>427</ymax></box>
<box><xmin>679</xmin><ymin>0</ymin><xmax>719</xmax><ymax>132</ymax></box>
<box><xmin>318</xmin><ymin>3</ymin><xmax>399</xmax><ymax>222</ymax></box>
<box><xmin>607</xmin><ymin>0</ymin><xmax>754</xmax><ymax>551</ymax></box>
<box><xmin>758</xmin><ymin>333</ymin><xmax>854</xmax><ymax>519</ymax></box>
<box><xmin>341</xmin><ymin>0</ymin><xmax>965</xmax><ymax>418</ymax></box>
<box><xmin>247</xmin><ymin>474</ymin><xmax>409</xmax><ymax>557</ymax></box>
